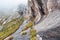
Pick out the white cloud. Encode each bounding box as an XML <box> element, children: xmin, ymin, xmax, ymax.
<box><xmin>0</xmin><ymin>0</ymin><xmax>27</xmax><ymax>9</ymax></box>
<box><xmin>0</xmin><ymin>0</ymin><xmax>28</xmax><ymax>15</ymax></box>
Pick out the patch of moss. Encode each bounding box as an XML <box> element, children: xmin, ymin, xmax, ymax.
<box><xmin>30</xmin><ymin>29</ymin><xmax>36</xmax><ymax>37</ymax></box>
<box><xmin>30</xmin><ymin>37</ymin><xmax>36</xmax><ymax>40</ymax></box>
<box><xmin>30</xmin><ymin>29</ymin><xmax>36</xmax><ymax>40</ymax></box>
<box><xmin>22</xmin><ymin>17</ymin><xmax>34</xmax><ymax>31</ymax></box>
<box><xmin>21</xmin><ymin>32</ymin><xmax>27</xmax><ymax>35</ymax></box>
<box><xmin>0</xmin><ymin>17</ymin><xmax>25</xmax><ymax>40</ymax></box>
<box><xmin>20</xmin><ymin>17</ymin><xmax>36</xmax><ymax>40</ymax></box>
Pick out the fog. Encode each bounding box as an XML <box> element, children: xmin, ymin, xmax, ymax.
<box><xmin>0</xmin><ymin>0</ymin><xmax>28</xmax><ymax>16</ymax></box>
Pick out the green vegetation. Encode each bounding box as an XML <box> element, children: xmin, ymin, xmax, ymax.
<box><xmin>21</xmin><ymin>17</ymin><xmax>36</xmax><ymax>40</ymax></box>
<box><xmin>30</xmin><ymin>37</ymin><xmax>36</xmax><ymax>40</ymax></box>
<box><xmin>21</xmin><ymin>32</ymin><xmax>27</xmax><ymax>35</ymax></box>
<box><xmin>0</xmin><ymin>17</ymin><xmax>25</xmax><ymax>40</ymax></box>
<box><xmin>30</xmin><ymin>29</ymin><xmax>36</xmax><ymax>40</ymax></box>
<box><xmin>22</xmin><ymin>21</ymin><xmax>34</xmax><ymax>31</ymax></box>
<box><xmin>22</xmin><ymin>17</ymin><xmax>34</xmax><ymax>31</ymax></box>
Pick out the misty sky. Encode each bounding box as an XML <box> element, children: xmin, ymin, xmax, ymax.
<box><xmin>0</xmin><ymin>0</ymin><xmax>28</xmax><ymax>15</ymax></box>
<box><xmin>0</xmin><ymin>0</ymin><xmax>27</xmax><ymax>9</ymax></box>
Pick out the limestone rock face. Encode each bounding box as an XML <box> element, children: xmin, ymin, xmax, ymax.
<box><xmin>47</xmin><ymin>0</ymin><xmax>57</xmax><ymax>12</ymax></box>
<box><xmin>32</xmin><ymin>0</ymin><xmax>60</xmax><ymax>40</ymax></box>
<box><xmin>41</xmin><ymin>0</ymin><xmax>48</xmax><ymax>15</ymax></box>
<box><xmin>57</xmin><ymin>0</ymin><xmax>60</xmax><ymax>9</ymax></box>
<box><xmin>28</xmin><ymin>0</ymin><xmax>41</xmax><ymax>24</ymax></box>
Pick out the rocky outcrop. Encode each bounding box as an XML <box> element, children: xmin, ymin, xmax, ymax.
<box><xmin>33</xmin><ymin>0</ymin><xmax>60</xmax><ymax>40</ymax></box>
<box><xmin>28</xmin><ymin>0</ymin><xmax>42</xmax><ymax>24</ymax></box>
<box><xmin>47</xmin><ymin>0</ymin><xmax>57</xmax><ymax>12</ymax></box>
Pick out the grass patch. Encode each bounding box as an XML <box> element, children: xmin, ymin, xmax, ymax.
<box><xmin>21</xmin><ymin>17</ymin><xmax>36</xmax><ymax>40</ymax></box>
<box><xmin>22</xmin><ymin>21</ymin><xmax>34</xmax><ymax>31</ymax></box>
<box><xmin>21</xmin><ymin>32</ymin><xmax>27</xmax><ymax>35</ymax></box>
<box><xmin>0</xmin><ymin>17</ymin><xmax>25</xmax><ymax>40</ymax></box>
<box><xmin>22</xmin><ymin>17</ymin><xmax>34</xmax><ymax>31</ymax></box>
<box><xmin>30</xmin><ymin>29</ymin><xmax>36</xmax><ymax>40</ymax></box>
